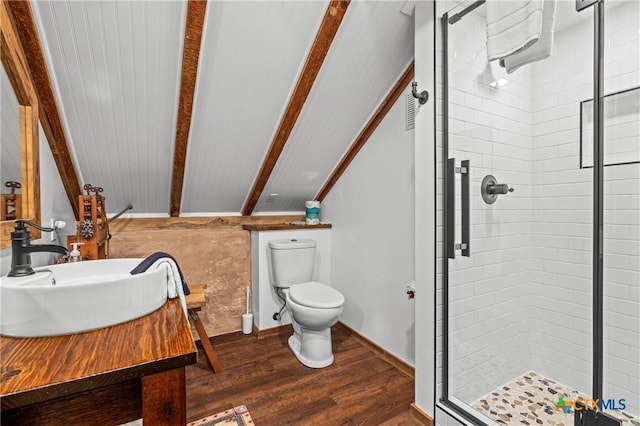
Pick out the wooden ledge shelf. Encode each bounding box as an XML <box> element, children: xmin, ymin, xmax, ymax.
<box><xmin>0</xmin><ymin>299</ymin><xmax>197</xmax><ymax>425</ymax></box>
<box><xmin>243</xmin><ymin>223</ymin><xmax>332</xmax><ymax>232</ymax></box>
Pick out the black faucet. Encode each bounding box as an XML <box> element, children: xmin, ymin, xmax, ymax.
<box><xmin>8</xmin><ymin>220</ymin><xmax>69</xmax><ymax>277</ymax></box>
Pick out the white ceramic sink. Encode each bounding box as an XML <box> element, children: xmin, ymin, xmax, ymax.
<box><xmin>0</xmin><ymin>258</ymin><xmax>168</xmax><ymax>337</ymax></box>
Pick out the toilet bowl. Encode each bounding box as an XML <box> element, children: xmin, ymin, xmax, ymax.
<box><xmin>285</xmin><ymin>281</ymin><xmax>344</xmax><ymax>368</ymax></box>
<box><xmin>268</xmin><ymin>239</ymin><xmax>345</xmax><ymax>368</ymax></box>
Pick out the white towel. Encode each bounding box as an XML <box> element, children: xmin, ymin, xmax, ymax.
<box><xmin>486</xmin><ymin>0</ymin><xmax>545</xmax><ymax>61</ymax></box>
<box><xmin>146</xmin><ymin>258</ymin><xmax>187</xmax><ymax>315</ymax></box>
<box><xmin>501</xmin><ymin>0</ymin><xmax>556</xmax><ymax>73</ymax></box>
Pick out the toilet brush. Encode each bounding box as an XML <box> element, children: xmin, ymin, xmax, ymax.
<box><xmin>242</xmin><ymin>287</ymin><xmax>253</xmax><ymax>334</ymax></box>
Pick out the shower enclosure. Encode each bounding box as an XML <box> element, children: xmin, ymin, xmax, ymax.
<box><xmin>437</xmin><ymin>0</ymin><xmax>639</xmax><ymax>425</ymax></box>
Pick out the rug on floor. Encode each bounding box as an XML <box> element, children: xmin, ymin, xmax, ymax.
<box><xmin>187</xmin><ymin>405</ymin><xmax>254</xmax><ymax>426</ymax></box>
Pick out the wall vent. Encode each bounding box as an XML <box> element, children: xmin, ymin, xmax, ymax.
<box><xmin>406</xmin><ymin>93</ymin><xmax>415</xmax><ymax>131</ymax></box>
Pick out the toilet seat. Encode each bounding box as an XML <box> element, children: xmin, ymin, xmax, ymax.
<box><xmin>289</xmin><ymin>281</ymin><xmax>345</xmax><ymax>309</ymax></box>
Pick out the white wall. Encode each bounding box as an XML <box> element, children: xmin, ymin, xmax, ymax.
<box><xmin>0</xmin><ymin>125</ymin><xmax>76</xmax><ymax>276</ymax></box>
<box><xmin>529</xmin><ymin>7</ymin><xmax>596</xmax><ymax>396</ymax></box>
<box><xmin>322</xmin><ymin>80</ymin><xmax>416</xmax><ymax>365</ymax></box>
<box><xmin>414</xmin><ymin>0</ymin><xmax>436</xmax><ymax>419</ymax></box>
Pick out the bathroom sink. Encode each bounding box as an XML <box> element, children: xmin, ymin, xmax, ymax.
<box><xmin>0</xmin><ymin>258</ymin><xmax>167</xmax><ymax>338</ymax></box>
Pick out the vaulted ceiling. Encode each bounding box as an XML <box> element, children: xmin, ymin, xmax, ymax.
<box><xmin>12</xmin><ymin>0</ymin><xmax>414</xmax><ymax>217</ymax></box>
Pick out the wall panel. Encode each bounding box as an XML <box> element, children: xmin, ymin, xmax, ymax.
<box><xmin>109</xmin><ymin>216</ymin><xmax>303</xmax><ymax>336</ymax></box>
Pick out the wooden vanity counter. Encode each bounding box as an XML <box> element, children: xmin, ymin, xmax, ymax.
<box><xmin>0</xmin><ymin>298</ymin><xmax>197</xmax><ymax>425</ymax></box>
<box><xmin>243</xmin><ymin>223</ymin><xmax>332</xmax><ymax>231</ymax></box>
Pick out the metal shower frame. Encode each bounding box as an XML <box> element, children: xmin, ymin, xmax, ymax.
<box><xmin>438</xmin><ymin>0</ymin><xmax>608</xmax><ymax>424</ymax></box>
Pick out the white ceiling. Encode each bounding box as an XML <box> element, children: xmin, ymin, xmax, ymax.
<box><xmin>33</xmin><ymin>0</ymin><xmax>186</xmax><ymax>215</ymax></box>
<box><xmin>255</xmin><ymin>1</ymin><xmax>414</xmax><ymax>212</ymax></box>
<box><xmin>182</xmin><ymin>1</ymin><xmax>328</xmax><ymax>214</ymax></box>
<box><xmin>31</xmin><ymin>0</ymin><xmax>414</xmax><ymax>216</ymax></box>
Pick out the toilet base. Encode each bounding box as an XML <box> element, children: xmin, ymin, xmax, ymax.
<box><xmin>288</xmin><ymin>328</ymin><xmax>334</xmax><ymax>369</ymax></box>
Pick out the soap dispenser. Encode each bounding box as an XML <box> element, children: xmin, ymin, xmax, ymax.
<box><xmin>69</xmin><ymin>242</ymin><xmax>83</xmax><ymax>262</ymax></box>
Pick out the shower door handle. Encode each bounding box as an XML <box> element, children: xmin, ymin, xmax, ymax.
<box><xmin>446</xmin><ymin>159</ymin><xmax>470</xmax><ymax>259</ymax></box>
<box><xmin>446</xmin><ymin>159</ymin><xmax>456</xmax><ymax>259</ymax></box>
<box><xmin>460</xmin><ymin>160</ymin><xmax>470</xmax><ymax>257</ymax></box>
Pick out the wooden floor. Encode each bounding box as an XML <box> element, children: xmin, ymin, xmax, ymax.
<box><xmin>186</xmin><ymin>325</ymin><xmax>416</xmax><ymax>425</ymax></box>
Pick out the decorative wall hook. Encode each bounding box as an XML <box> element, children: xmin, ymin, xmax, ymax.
<box><xmin>411</xmin><ymin>81</ymin><xmax>429</xmax><ymax>105</ymax></box>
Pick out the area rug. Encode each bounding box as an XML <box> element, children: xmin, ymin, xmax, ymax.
<box><xmin>187</xmin><ymin>405</ymin><xmax>254</xmax><ymax>426</ymax></box>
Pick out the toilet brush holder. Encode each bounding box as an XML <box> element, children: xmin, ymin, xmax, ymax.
<box><xmin>242</xmin><ymin>286</ymin><xmax>252</xmax><ymax>334</ymax></box>
<box><xmin>242</xmin><ymin>313</ymin><xmax>253</xmax><ymax>334</ymax></box>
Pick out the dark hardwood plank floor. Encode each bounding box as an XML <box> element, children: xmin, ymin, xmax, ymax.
<box><xmin>186</xmin><ymin>326</ymin><xmax>416</xmax><ymax>425</ymax></box>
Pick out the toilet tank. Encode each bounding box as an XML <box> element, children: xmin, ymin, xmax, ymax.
<box><xmin>269</xmin><ymin>239</ymin><xmax>316</xmax><ymax>288</ymax></box>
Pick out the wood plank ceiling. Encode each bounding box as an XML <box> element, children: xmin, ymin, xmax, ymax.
<box><xmin>241</xmin><ymin>0</ymin><xmax>350</xmax><ymax>216</ymax></box>
<box><xmin>23</xmin><ymin>0</ymin><xmax>414</xmax><ymax>217</ymax></box>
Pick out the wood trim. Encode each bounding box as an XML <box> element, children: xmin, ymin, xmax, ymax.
<box><xmin>0</xmin><ymin>1</ymin><xmax>41</xmax><ymax>247</ymax></box>
<box><xmin>21</xmin><ymin>101</ymin><xmax>40</xmax><ymax>227</ymax></box>
<box><xmin>7</xmin><ymin>1</ymin><xmax>82</xmax><ymax>219</ymax></box>
<box><xmin>410</xmin><ymin>403</ymin><xmax>435</xmax><ymax>426</ymax></box>
<box><xmin>241</xmin><ymin>1</ymin><xmax>350</xmax><ymax>216</ymax></box>
<box><xmin>242</xmin><ymin>223</ymin><xmax>332</xmax><ymax>231</ymax></box>
<box><xmin>316</xmin><ymin>61</ymin><xmax>415</xmax><ymax>202</ymax></box>
<box><xmin>334</xmin><ymin>321</ymin><xmax>414</xmax><ymax>379</ymax></box>
<box><xmin>109</xmin><ymin>215</ymin><xmax>304</xmax><ymax>232</ymax></box>
<box><xmin>170</xmin><ymin>0</ymin><xmax>208</xmax><ymax>217</ymax></box>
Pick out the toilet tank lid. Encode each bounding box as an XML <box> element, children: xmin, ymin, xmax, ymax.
<box><xmin>268</xmin><ymin>238</ymin><xmax>316</xmax><ymax>250</ymax></box>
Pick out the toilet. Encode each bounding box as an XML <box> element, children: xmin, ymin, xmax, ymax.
<box><xmin>269</xmin><ymin>238</ymin><xmax>344</xmax><ymax>368</ymax></box>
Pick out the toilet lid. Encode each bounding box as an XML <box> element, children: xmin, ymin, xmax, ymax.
<box><xmin>289</xmin><ymin>281</ymin><xmax>345</xmax><ymax>309</ymax></box>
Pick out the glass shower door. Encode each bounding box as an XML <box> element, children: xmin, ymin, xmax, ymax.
<box><xmin>438</xmin><ymin>1</ymin><xmax>600</xmax><ymax>423</ymax></box>
<box><xmin>602</xmin><ymin>0</ymin><xmax>640</xmax><ymax>422</ymax></box>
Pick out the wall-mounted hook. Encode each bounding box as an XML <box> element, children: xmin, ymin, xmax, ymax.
<box><xmin>411</xmin><ymin>81</ymin><xmax>429</xmax><ymax>105</ymax></box>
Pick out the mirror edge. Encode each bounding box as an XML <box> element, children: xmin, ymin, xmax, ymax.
<box><xmin>1</xmin><ymin>2</ymin><xmax>41</xmax><ymax>248</ymax></box>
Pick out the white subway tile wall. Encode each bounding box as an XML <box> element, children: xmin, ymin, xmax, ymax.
<box><xmin>436</xmin><ymin>0</ymin><xmax>639</xmax><ymax>418</ymax></box>
<box><xmin>444</xmin><ymin>7</ymin><xmax>537</xmax><ymax>403</ymax></box>
<box><xmin>530</xmin><ymin>3</ymin><xmax>595</xmax><ymax>397</ymax></box>
<box><xmin>533</xmin><ymin>1</ymin><xmax>639</xmax><ymax>416</ymax></box>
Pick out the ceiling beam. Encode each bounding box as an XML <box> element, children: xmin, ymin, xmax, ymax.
<box><xmin>7</xmin><ymin>1</ymin><xmax>82</xmax><ymax>219</ymax></box>
<box><xmin>170</xmin><ymin>0</ymin><xmax>208</xmax><ymax>217</ymax></box>
<box><xmin>315</xmin><ymin>61</ymin><xmax>415</xmax><ymax>202</ymax></box>
<box><xmin>241</xmin><ymin>0</ymin><xmax>350</xmax><ymax>216</ymax></box>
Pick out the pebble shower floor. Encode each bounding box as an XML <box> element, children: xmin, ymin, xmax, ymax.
<box><xmin>472</xmin><ymin>372</ymin><xmax>639</xmax><ymax>426</ymax></box>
